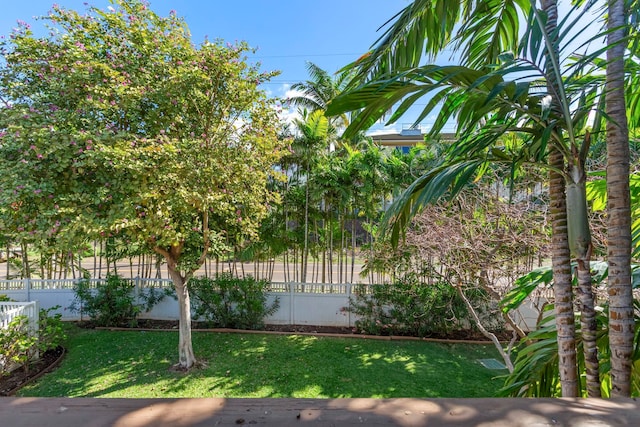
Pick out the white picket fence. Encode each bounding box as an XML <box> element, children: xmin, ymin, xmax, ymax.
<box><xmin>0</xmin><ymin>278</ymin><xmax>541</xmax><ymax>330</ymax></box>
<box><xmin>0</xmin><ymin>301</ymin><xmax>39</xmax><ymax>373</ymax></box>
<box><xmin>0</xmin><ymin>301</ymin><xmax>39</xmax><ymax>331</ymax></box>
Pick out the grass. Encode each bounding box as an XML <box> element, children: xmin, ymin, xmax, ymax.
<box><xmin>18</xmin><ymin>326</ymin><xmax>507</xmax><ymax>398</ymax></box>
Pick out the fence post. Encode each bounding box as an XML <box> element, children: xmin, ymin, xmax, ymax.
<box><xmin>134</xmin><ymin>276</ymin><xmax>141</xmax><ymax>307</ymax></box>
<box><xmin>347</xmin><ymin>283</ymin><xmax>352</xmax><ymax>328</ymax></box>
<box><xmin>32</xmin><ymin>300</ymin><xmax>40</xmax><ymax>360</ymax></box>
<box><xmin>289</xmin><ymin>282</ymin><xmax>294</xmax><ymax>325</ymax></box>
<box><xmin>26</xmin><ymin>277</ymin><xmax>31</xmax><ymax>301</ymax></box>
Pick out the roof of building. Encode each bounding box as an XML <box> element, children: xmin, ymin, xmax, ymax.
<box><xmin>369</xmin><ymin>130</ymin><xmax>457</xmax><ymax>147</ymax></box>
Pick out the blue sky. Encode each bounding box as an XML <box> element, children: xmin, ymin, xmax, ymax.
<box><xmin>0</xmin><ymin>1</ymin><xmax>604</xmax><ymax>136</ymax></box>
<box><xmin>0</xmin><ymin>0</ymin><xmax>417</xmax><ymax>133</ymax></box>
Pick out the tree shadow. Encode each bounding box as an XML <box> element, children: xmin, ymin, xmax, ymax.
<box><xmin>18</xmin><ymin>329</ymin><xmax>505</xmax><ymax>399</ymax></box>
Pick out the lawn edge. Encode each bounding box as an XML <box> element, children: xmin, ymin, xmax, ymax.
<box><xmin>94</xmin><ymin>326</ymin><xmax>501</xmax><ymax>345</ymax></box>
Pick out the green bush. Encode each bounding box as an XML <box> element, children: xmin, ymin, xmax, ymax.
<box><xmin>38</xmin><ymin>306</ymin><xmax>66</xmax><ymax>353</ymax></box>
<box><xmin>70</xmin><ymin>274</ymin><xmax>170</xmax><ymax>327</ymax></box>
<box><xmin>349</xmin><ymin>276</ymin><xmax>501</xmax><ymax>337</ymax></box>
<box><xmin>0</xmin><ymin>306</ymin><xmax>67</xmax><ymax>376</ymax></box>
<box><xmin>0</xmin><ymin>294</ymin><xmax>12</xmax><ymax>302</ymax></box>
<box><xmin>188</xmin><ymin>274</ymin><xmax>279</xmax><ymax>330</ymax></box>
<box><xmin>0</xmin><ymin>315</ymin><xmax>37</xmax><ymax>375</ymax></box>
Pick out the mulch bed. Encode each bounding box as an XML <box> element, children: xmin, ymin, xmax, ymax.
<box><xmin>91</xmin><ymin>319</ymin><xmax>512</xmax><ymax>342</ymax></box>
<box><xmin>0</xmin><ymin>346</ymin><xmax>65</xmax><ymax>396</ymax></box>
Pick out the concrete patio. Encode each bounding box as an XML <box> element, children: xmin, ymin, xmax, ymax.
<box><xmin>1</xmin><ymin>397</ymin><xmax>639</xmax><ymax>426</ymax></box>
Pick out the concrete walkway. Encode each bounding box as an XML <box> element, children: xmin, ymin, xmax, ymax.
<box><xmin>1</xmin><ymin>397</ymin><xmax>639</xmax><ymax>426</ymax></box>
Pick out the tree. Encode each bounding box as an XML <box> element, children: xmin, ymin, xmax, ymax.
<box><xmin>288</xmin><ymin>61</ymin><xmax>353</xmax><ymax>129</ymax></box>
<box><xmin>327</xmin><ymin>0</ymin><xmax>619</xmax><ymax>396</ymax></box>
<box><xmin>606</xmin><ymin>0</ymin><xmax>634</xmax><ymax>397</ymax></box>
<box><xmin>292</xmin><ymin>109</ymin><xmax>329</xmax><ymax>282</ymax></box>
<box><xmin>0</xmin><ymin>0</ymin><xmax>284</xmax><ymax>369</ymax></box>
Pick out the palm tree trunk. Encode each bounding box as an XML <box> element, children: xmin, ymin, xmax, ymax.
<box><xmin>302</xmin><ymin>171</ymin><xmax>310</xmax><ymax>283</ymax></box>
<box><xmin>606</xmin><ymin>0</ymin><xmax>634</xmax><ymax>397</ymax></box>
<box><xmin>567</xmin><ymin>176</ymin><xmax>600</xmax><ymax>397</ymax></box>
<box><xmin>549</xmin><ymin>148</ymin><xmax>579</xmax><ymax>397</ymax></box>
<box><xmin>542</xmin><ymin>0</ymin><xmax>579</xmax><ymax>397</ymax></box>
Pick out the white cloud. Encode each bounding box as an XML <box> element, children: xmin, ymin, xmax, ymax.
<box><xmin>278</xmin><ymin>107</ymin><xmax>303</xmax><ymax>131</ymax></box>
<box><xmin>365</xmin><ymin>124</ymin><xmax>402</xmax><ymax>136</ymax></box>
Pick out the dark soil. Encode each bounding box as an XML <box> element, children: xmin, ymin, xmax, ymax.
<box><xmin>85</xmin><ymin>319</ymin><xmax>513</xmax><ymax>341</ymax></box>
<box><xmin>0</xmin><ymin>346</ymin><xmax>65</xmax><ymax>396</ymax></box>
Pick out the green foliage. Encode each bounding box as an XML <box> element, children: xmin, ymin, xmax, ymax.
<box><xmin>188</xmin><ymin>274</ymin><xmax>279</xmax><ymax>330</ymax></box>
<box><xmin>70</xmin><ymin>275</ymin><xmax>169</xmax><ymax>327</ymax></box>
<box><xmin>0</xmin><ymin>306</ymin><xmax>67</xmax><ymax>376</ymax></box>
<box><xmin>37</xmin><ymin>306</ymin><xmax>66</xmax><ymax>354</ymax></box>
<box><xmin>0</xmin><ymin>294</ymin><xmax>12</xmax><ymax>302</ymax></box>
<box><xmin>0</xmin><ymin>315</ymin><xmax>38</xmax><ymax>376</ymax></box>
<box><xmin>500</xmin><ymin>263</ymin><xmax>640</xmax><ymax>397</ymax></box>
<box><xmin>500</xmin><ymin>302</ymin><xmax>640</xmax><ymax>397</ymax></box>
<box><xmin>0</xmin><ymin>0</ymin><xmax>285</xmax><ymax>273</ymax></box>
<box><xmin>349</xmin><ymin>276</ymin><xmax>501</xmax><ymax>337</ymax></box>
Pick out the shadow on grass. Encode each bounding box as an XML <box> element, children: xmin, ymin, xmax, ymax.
<box><xmin>18</xmin><ymin>328</ymin><xmax>505</xmax><ymax>399</ymax></box>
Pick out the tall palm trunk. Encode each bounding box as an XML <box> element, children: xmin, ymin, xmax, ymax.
<box><xmin>550</xmin><ymin>149</ymin><xmax>579</xmax><ymax>397</ymax></box>
<box><xmin>567</xmin><ymin>172</ymin><xmax>600</xmax><ymax>397</ymax></box>
<box><xmin>302</xmin><ymin>166</ymin><xmax>310</xmax><ymax>283</ymax></box>
<box><xmin>542</xmin><ymin>0</ymin><xmax>579</xmax><ymax>397</ymax></box>
<box><xmin>606</xmin><ymin>0</ymin><xmax>634</xmax><ymax>397</ymax></box>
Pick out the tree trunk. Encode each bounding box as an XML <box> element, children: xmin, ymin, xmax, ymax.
<box><xmin>156</xmin><ymin>245</ymin><xmax>196</xmax><ymax>370</ymax></box>
<box><xmin>542</xmin><ymin>0</ymin><xmax>579</xmax><ymax>397</ymax></box>
<box><xmin>606</xmin><ymin>0</ymin><xmax>634</xmax><ymax>397</ymax></box>
<box><xmin>567</xmin><ymin>175</ymin><xmax>600</xmax><ymax>397</ymax></box>
<box><xmin>169</xmin><ymin>270</ymin><xmax>196</xmax><ymax>370</ymax></box>
<box><xmin>549</xmin><ymin>148</ymin><xmax>579</xmax><ymax>397</ymax></box>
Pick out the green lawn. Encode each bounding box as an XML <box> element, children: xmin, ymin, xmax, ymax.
<box><xmin>19</xmin><ymin>326</ymin><xmax>507</xmax><ymax>398</ymax></box>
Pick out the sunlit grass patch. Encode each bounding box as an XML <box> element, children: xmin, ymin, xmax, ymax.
<box><xmin>19</xmin><ymin>325</ymin><xmax>506</xmax><ymax>398</ymax></box>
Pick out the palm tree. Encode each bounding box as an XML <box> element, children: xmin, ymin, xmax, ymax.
<box><xmin>288</xmin><ymin>62</ymin><xmax>353</xmax><ymax>129</ymax></box>
<box><xmin>326</xmin><ymin>0</ymin><xmax>613</xmax><ymax>396</ymax></box>
<box><xmin>606</xmin><ymin>0</ymin><xmax>634</xmax><ymax>397</ymax></box>
<box><xmin>293</xmin><ymin>110</ymin><xmax>329</xmax><ymax>282</ymax></box>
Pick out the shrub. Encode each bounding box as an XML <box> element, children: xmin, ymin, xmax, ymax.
<box><xmin>70</xmin><ymin>274</ymin><xmax>170</xmax><ymax>327</ymax></box>
<box><xmin>0</xmin><ymin>294</ymin><xmax>12</xmax><ymax>302</ymax></box>
<box><xmin>348</xmin><ymin>276</ymin><xmax>501</xmax><ymax>337</ymax></box>
<box><xmin>0</xmin><ymin>306</ymin><xmax>68</xmax><ymax>376</ymax></box>
<box><xmin>38</xmin><ymin>306</ymin><xmax>66</xmax><ymax>353</ymax></box>
<box><xmin>0</xmin><ymin>315</ymin><xmax>37</xmax><ymax>375</ymax></box>
<box><xmin>188</xmin><ymin>274</ymin><xmax>279</xmax><ymax>329</ymax></box>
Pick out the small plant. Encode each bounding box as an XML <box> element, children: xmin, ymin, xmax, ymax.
<box><xmin>0</xmin><ymin>294</ymin><xmax>12</xmax><ymax>302</ymax></box>
<box><xmin>0</xmin><ymin>306</ymin><xmax>67</xmax><ymax>376</ymax></box>
<box><xmin>38</xmin><ymin>306</ymin><xmax>66</xmax><ymax>353</ymax></box>
<box><xmin>188</xmin><ymin>273</ymin><xmax>279</xmax><ymax>329</ymax></box>
<box><xmin>70</xmin><ymin>274</ymin><xmax>169</xmax><ymax>327</ymax></box>
<box><xmin>0</xmin><ymin>315</ymin><xmax>38</xmax><ymax>376</ymax></box>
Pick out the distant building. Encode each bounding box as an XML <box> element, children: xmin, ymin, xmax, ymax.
<box><xmin>368</xmin><ymin>125</ymin><xmax>456</xmax><ymax>153</ymax></box>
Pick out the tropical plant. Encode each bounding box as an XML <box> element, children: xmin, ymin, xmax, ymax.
<box><xmin>500</xmin><ymin>262</ymin><xmax>640</xmax><ymax>397</ymax></box>
<box><xmin>349</xmin><ymin>276</ymin><xmax>501</xmax><ymax>338</ymax></box>
<box><xmin>326</xmin><ymin>0</ymin><xmax>634</xmax><ymax>396</ymax></box>
<box><xmin>0</xmin><ymin>315</ymin><xmax>38</xmax><ymax>376</ymax></box>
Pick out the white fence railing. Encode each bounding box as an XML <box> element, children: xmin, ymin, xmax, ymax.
<box><xmin>0</xmin><ymin>301</ymin><xmax>39</xmax><ymax>373</ymax></box>
<box><xmin>0</xmin><ymin>301</ymin><xmax>39</xmax><ymax>331</ymax></box>
<box><xmin>0</xmin><ymin>278</ymin><xmax>541</xmax><ymax>330</ymax></box>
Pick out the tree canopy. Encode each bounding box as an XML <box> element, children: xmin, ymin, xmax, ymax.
<box><xmin>0</xmin><ymin>0</ymin><xmax>285</xmax><ymax>368</ymax></box>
